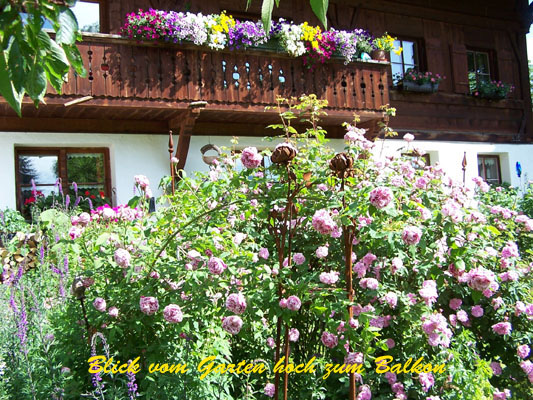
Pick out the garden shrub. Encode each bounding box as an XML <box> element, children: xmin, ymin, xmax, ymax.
<box><xmin>1</xmin><ymin>96</ymin><xmax>533</xmax><ymax>400</ymax></box>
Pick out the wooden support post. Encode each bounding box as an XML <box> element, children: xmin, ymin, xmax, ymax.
<box><xmin>342</xmin><ymin>177</ymin><xmax>356</xmax><ymax>400</ymax></box>
<box><xmin>168</xmin><ymin>130</ymin><xmax>175</xmax><ymax>195</ymax></box>
<box><xmin>168</xmin><ymin>101</ymin><xmax>207</xmax><ymax>181</ymax></box>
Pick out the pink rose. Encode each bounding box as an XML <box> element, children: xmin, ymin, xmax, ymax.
<box><xmin>319</xmin><ymin>271</ymin><xmax>339</xmax><ymax>285</ymax></box>
<box><xmin>316</xmin><ymin>246</ymin><xmax>329</xmax><ymax>259</ymax></box>
<box><xmin>114</xmin><ymin>248</ymin><xmax>131</xmax><ymax>268</ymax></box>
<box><xmin>321</xmin><ymin>331</ymin><xmax>338</xmax><ymax>348</ymax></box>
<box><xmin>293</xmin><ymin>253</ymin><xmax>306</xmax><ymax>265</ymax></box>
<box><xmin>226</xmin><ymin>293</ymin><xmax>247</xmax><ymax>315</ymax></box>
<box><xmin>258</xmin><ymin>248</ymin><xmax>269</xmax><ymax>259</ymax></box>
<box><xmin>108</xmin><ymin>307</ymin><xmax>119</xmax><ymax>318</ymax></box>
<box><xmin>93</xmin><ymin>297</ymin><xmax>106</xmax><ymax>312</ymax></box>
<box><xmin>449</xmin><ymin>298</ymin><xmax>462</xmax><ymax>311</ymax></box>
<box><xmin>471</xmin><ymin>305</ymin><xmax>484</xmax><ymax>317</ymax></box>
<box><xmin>264</xmin><ymin>383</ymin><xmax>275</xmax><ymax>398</ymax></box>
<box><xmin>240</xmin><ymin>147</ymin><xmax>262</xmax><ymax>169</ymax></box>
<box><xmin>402</xmin><ymin>226</ymin><xmax>422</xmax><ymax>245</ymax></box>
<box><xmin>139</xmin><ymin>296</ymin><xmax>159</xmax><ymax>315</ymax></box>
<box><xmin>163</xmin><ymin>304</ymin><xmax>183</xmax><ymax>323</ymax></box>
<box><xmin>467</xmin><ymin>267</ymin><xmax>495</xmax><ymax>292</ymax></box>
<box><xmin>288</xmin><ymin>328</ymin><xmax>299</xmax><ymax>342</ymax></box>
<box><xmin>312</xmin><ymin>209</ymin><xmax>337</xmax><ymax>235</ymax></box>
<box><xmin>492</xmin><ymin>322</ymin><xmax>512</xmax><ymax>335</ymax></box>
<box><xmin>208</xmin><ymin>257</ymin><xmax>227</xmax><ymax>275</ymax></box>
<box><xmin>403</xmin><ymin>133</ymin><xmax>415</xmax><ymax>142</ymax></box>
<box><xmin>369</xmin><ymin>186</ymin><xmax>394</xmax><ymax>209</ymax></box>
<box><xmin>222</xmin><ymin>315</ymin><xmax>243</xmax><ymax>335</ymax></box>
<box><xmin>286</xmin><ymin>295</ymin><xmax>302</xmax><ymax>311</ymax></box>
<box><xmin>517</xmin><ymin>344</ymin><xmax>530</xmax><ymax>359</ymax></box>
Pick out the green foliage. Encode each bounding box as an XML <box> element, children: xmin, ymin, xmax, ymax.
<box><xmin>0</xmin><ymin>208</ymin><xmax>29</xmax><ymax>233</ymax></box>
<box><xmin>1</xmin><ymin>96</ymin><xmax>533</xmax><ymax>399</ymax></box>
<box><xmin>0</xmin><ymin>0</ymin><xmax>86</xmax><ymax>116</ymax></box>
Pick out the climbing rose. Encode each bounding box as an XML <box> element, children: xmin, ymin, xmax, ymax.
<box><xmin>312</xmin><ymin>209</ymin><xmax>337</xmax><ymax>235</ymax></box>
<box><xmin>517</xmin><ymin>344</ymin><xmax>530</xmax><ymax>359</ymax></box>
<box><xmin>357</xmin><ymin>384</ymin><xmax>372</xmax><ymax>400</ymax></box>
<box><xmin>419</xmin><ymin>280</ymin><xmax>438</xmax><ymax>306</ymax></box>
<box><xmin>258</xmin><ymin>248</ymin><xmax>269</xmax><ymax>259</ymax></box>
<box><xmin>139</xmin><ymin>296</ymin><xmax>159</xmax><ymax>315</ymax></box>
<box><xmin>467</xmin><ymin>267</ymin><xmax>495</xmax><ymax>292</ymax></box>
<box><xmin>108</xmin><ymin>307</ymin><xmax>119</xmax><ymax>318</ymax></box>
<box><xmin>163</xmin><ymin>304</ymin><xmax>183</xmax><ymax>323</ymax></box>
<box><xmin>369</xmin><ymin>186</ymin><xmax>394</xmax><ymax>209</ymax></box>
<box><xmin>360</xmin><ymin>278</ymin><xmax>379</xmax><ymax>290</ymax></box>
<box><xmin>114</xmin><ymin>248</ymin><xmax>131</xmax><ymax>268</ymax></box>
<box><xmin>208</xmin><ymin>257</ymin><xmax>227</xmax><ymax>275</ymax></box>
<box><xmin>319</xmin><ymin>271</ymin><xmax>339</xmax><ymax>285</ymax></box>
<box><xmin>316</xmin><ymin>245</ymin><xmax>329</xmax><ymax>258</ymax></box>
<box><xmin>419</xmin><ymin>372</ymin><xmax>435</xmax><ymax>392</ymax></box>
<box><xmin>93</xmin><ymin>297</ymin><xmax>106</xmax><ymax>312</ymax></box>
<box><xmin>345</xmin><ymin>352</ymin><xmax>363</xmax><ymax>365</ymax></box>
<box><xmin>222</xmin><ymin>316</ymin><xmax>243</xmax><ymax>335</ymax></box>
<box><xmin>293</xmin><ymin>253</ymin><xmax>306</xmax><ymax>265</ymax></box>
<box><xmin>286</xmin><ymin>295</ymin><xmax>302</xmax><ymax>311</ymax></box>
<box><xmin>402</xmin><ymin>226</ymin><xmax>422</xmax><ymax>245</ymax></box>
<box><xmin>321</xmin><ymin>331</ymin><xmax>338</xmax><ymax>348</ymax></box>
<box><xmin>226</xmin><ymin>293</ymin><xmax>247</xmax><ymax>314</ymax></box>
<box><xmin>403</xmin><ymin>133</ymin><xmax>415</xmax><ymax>142</ymax></box>
<box><xmin>134</xmin><ymin>174</ymin><xmax>150</xmax><ymax>189</ymax></box>
<box><xmin>490</xmin><ymin>362</ymin><xmax>502</xmax><ymax>375</ymax></box>
<box><xmin>288</xmin><ymin>328</ymin><xmax>300</xmax><ymax>342</ymax></box>
<box><xmin>264</xmin><ymin>383</ymin><xmax>275</xmax><ymax>398</ymax></box>
<box><xmin>449</xmin><ymin>298</ymin><xmax>462</xmax><ymax>310</ymax></box>
<box><xmin>501</xmin><ymin>242</ymin><xmax>519</xmax><ymax>258</ymax></box>
<box><xmin>492</xmin><ymin>322</ymin><xmax>512</xmax><ymax>335</ymax></box>
<box><xmin>471</xmin><ymin>305</ymin><xmax>484</xmax><ymax>317</ymax></box>
<box><xmin>240</xmin><ymin>147</ymin><xmax>262</xmax><ymax>169</ymax></box>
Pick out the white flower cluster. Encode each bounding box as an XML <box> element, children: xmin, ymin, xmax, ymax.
<box><xmin>277</xmin><ymin>23</ymin><xmax>306</xmax><ymax>57</ymax></box>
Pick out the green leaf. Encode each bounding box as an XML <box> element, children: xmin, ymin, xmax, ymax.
<box><xmin>0</xmin><ymin>51</ymin><xmax>23</xmax><ymax>116</ymax></box>
<box><xmin>487</xmin><ymin>225</ymin><xmax>501</xmax><ymax>236</ymax></box>
<box><xmin>26</xmin><ymin>62</ymin><xmax>47</xmax><ymax>103</ymax></box>
<box><xmin>56</xmin><ymin>8</ymin><xmax>78</xmax><ymax>45</ymax></box>
<box><xmin>7</xmin><ymin>40</ymin><xmax>27</xmax><ymax>93</ymax></box>
<box><xmin>63</xmin><ymin>44</ymin><xmax>86</xmax><ymax>76</ymax></box>
<box><xmin>455</xmin><ymin>259</ymin><xmax>465</xmax><ymax>271</ymax></box>
<box><xmin>261</xmin><ymin>0</ymin><xmax>275</xmax><ymax>37</ymax></box>
<box><xmin>38</xmin><ymin>31</ymin><xmax>69</xmax><ymax>78</ymax></box>
<box><xmin>310</xmin><ymin>0</ymin><xmax>329</xmax><ymax>29</ymax></box>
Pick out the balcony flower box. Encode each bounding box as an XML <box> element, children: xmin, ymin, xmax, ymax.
<box><xmin>398</xmin><ymin>69</ymin><xmax>444</xmax><ymax>94</ymax></box>
<box><xmin>473</xmin><ymin>80</ymin><xmax>514</xmax><ymax>100</ymax></box>
<box><xmin>402</xmin><ymin>80</ymin><xmax>439</xmax><ymax>93</ymax></box>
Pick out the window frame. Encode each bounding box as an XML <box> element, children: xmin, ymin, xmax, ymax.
<box><xmin>15</xmin><ymin>147</ymin><xmax>112</xmax><ymax>212</ymax></box>
<box><xmin>389</xmin><ymin>36</ymin><xmax>426</xmax><ymax>84</ymax></box>
<box><xmin>477</xmin><ymin>154</ymin><xmax>502</xmax><ymax>185</ymax></box>
<box><xmin>466</xmin><ymin>48</ymin><xmax>498</xmax><ymax>93</ymax></box>
<box><xmin>72</xmin><ymin>0</ymin><xmax>108</xmax><ymax>33</ymax></box>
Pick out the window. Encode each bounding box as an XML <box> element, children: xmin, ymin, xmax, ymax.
<box><xmin>15</xmin><ymin>148</ymin><xmax>111</xmax><ymax>214</ymax></box>
<box><xmin>467</xmin><ymin>50</ymin><xmax>492</xmax><ymax>93</ymax></box>
<box><xmin>402</xmin><ymin>152</ymin><xmax>430</xmax><ymax>169</ymax></box>
<box><xmin>71</xmin><ymin>1</ymin><xmax>101</xmax><ymax>32</ymax></box>
<box><xmin>391</xmin><ymin>39</ymin><xmax>420</xmax><ymax>82</ymax></box>
<box><xmin>477</xmin><ymin>155</ymin><xmax>501</xmax><ymax>185</ymax></box>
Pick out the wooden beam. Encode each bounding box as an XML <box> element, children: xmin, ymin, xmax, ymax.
<box><xmin>170</xmin><ymin>104</ymin><xmax>206</xmax><ymax>173</ymax></box>
<box><xmin>0</xmin><ymin>116</ymin><xmax>168</xmax><ymax>134</ymax></box>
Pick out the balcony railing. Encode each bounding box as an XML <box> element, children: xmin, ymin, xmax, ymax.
<box><xmin>54</xmin><ymin>34</ymin><xmax>390</xmax><ymax>112</ymax></box>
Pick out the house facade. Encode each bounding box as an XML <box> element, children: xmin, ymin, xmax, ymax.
<box><xmin>0</xmin><ymin>0</ymin><xmax>532</xmax><ymax>211</ymax></box>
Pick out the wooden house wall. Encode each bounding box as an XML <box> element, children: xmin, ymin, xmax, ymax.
<box><xmin>106</xmin><ymin>0</ymin><xmax>532</xmax><ymax>142</ymax></box>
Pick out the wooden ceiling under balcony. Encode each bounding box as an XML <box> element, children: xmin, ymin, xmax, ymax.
<box><xmin>0</xmin><ymin>34</ymin><xmax>390</xmax><ymax>138</ymax></box>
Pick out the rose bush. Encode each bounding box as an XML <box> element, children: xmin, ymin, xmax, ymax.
<box><xmin>1</xmin><ymin>96</ymin><xmax>532</xmax><ymax>400</ymax></box>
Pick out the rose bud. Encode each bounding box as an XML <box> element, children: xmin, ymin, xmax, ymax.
<box><xmin>271</xmin><ymin>142</ymin><xmax>297</xmax><ymax>164</ymax></box>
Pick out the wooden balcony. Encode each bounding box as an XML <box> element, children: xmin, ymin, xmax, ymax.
<box><xmin>0</xmin><ymin>33</ymin><xmax>390</xmax><ymax>136</ymax></box>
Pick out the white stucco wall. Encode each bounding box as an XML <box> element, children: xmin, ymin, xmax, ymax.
<box><xmin>1</xmin><ymin>132</ymin><xmax>533</xmax><ymax>210</ymax></box>
<box><xmin>0</xmin><ymin>132</ymin><xmax>168</xmax><ymax>209</ymax></box>
<box><xmin>185</xmin><ymin>136</ymin><xmax>533</xmax><ymax>190</ymax></box>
